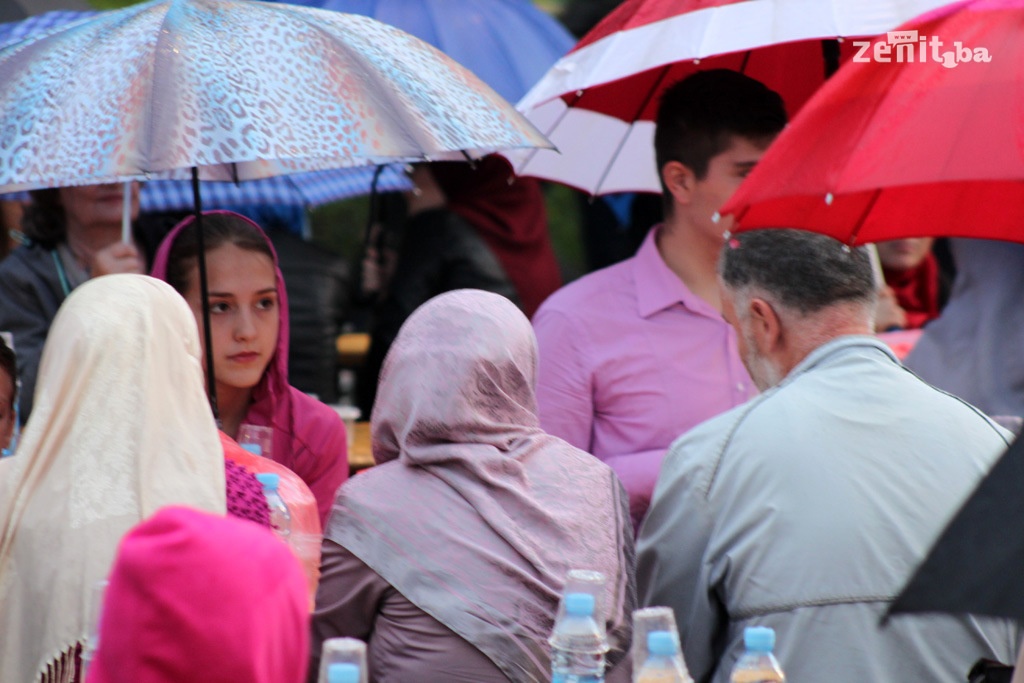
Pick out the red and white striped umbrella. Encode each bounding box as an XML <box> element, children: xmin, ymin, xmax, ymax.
<box><xmin>508</xmin><ymin>0</ymin><xmax>955</xmax><ymax>195</ymax></box>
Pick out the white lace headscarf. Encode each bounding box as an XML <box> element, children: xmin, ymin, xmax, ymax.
<box><xmin>0</xmin><ymin>274</ymin><xmax>226</xmax><ymax>683</ymax></box>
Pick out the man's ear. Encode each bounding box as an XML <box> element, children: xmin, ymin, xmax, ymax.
<box><xmin>661</xmin><ymin>161</ymin><xmax>697</xmax><ymax>207</ymax></box>
<box><xmin>748</xmin><ymin>297</ymin><xmax>783</xmax><ymax>352</ymax></box>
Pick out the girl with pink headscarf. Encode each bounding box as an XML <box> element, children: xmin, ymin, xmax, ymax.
<box><xmin>312</xmin><ymin>290</ymin><xmax>635</xmax><ymax>682</ymax></box>
<box><xmin>151</xmin><ymin>211</ymin><xmax>348</xmax><ymax>525</ymax></box>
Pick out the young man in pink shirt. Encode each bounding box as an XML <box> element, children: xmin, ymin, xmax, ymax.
<box><xmin>533</xmin><ymin>70</ymin><xmax>787</xmax><ymax>527</ymax></box>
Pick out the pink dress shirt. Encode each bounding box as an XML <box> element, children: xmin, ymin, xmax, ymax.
<box><xmin>533</xmin><ymin>227</ymin><xmax>756</xmax><ymax>525</ymax></box>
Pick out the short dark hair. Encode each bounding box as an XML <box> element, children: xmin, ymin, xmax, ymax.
<box><xmin>719</xmin><ymin>229</ymin><xmax>876</xmax><ymax>314</ymax></box>
<box><xmin>165</xmin><ymin>212</ymin><xmax>274</xmax><ymax>295</ymax></box>
<box><xmin>654</xmin><ymin>70</ymin><xmax>787</xmax><ymax>186</ymax></box>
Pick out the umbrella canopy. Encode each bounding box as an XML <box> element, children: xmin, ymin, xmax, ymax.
<box><xmin>271</xmin><ymin>0</ymin><xmax>576</xmax><ymax>106</ymax></box>
<box><xmin>1</xmin><ymin>165</ymin><xmax>412</xmax><ymax>210</ymax></box>
<box><xmin>0</xmin><ymin>0</ymin><xmax>551</xmax><ymax>194</ymax></box>
<box><xmin>138</xmin><ymin>166</ymin><xmax>410</xmax><ymax>210</ymax></box>
<box><xmin>0</xmin><ymin>10</ymin><xmax>411</xmax><ymax>207</ymax></box>
<box><xmin>507</xmin><ymin>0</ymin><xmax>956</xmax><ymax>195</ymax></box>
<box><xmin>888</xmin><ymin>430</ymin><xmax>1024</xmax><ymax>622</ymax></box>
<box><xmin>724</xmin><ymin>0</ymin><xmax>1024</xmax><ymax>245</ymax></box>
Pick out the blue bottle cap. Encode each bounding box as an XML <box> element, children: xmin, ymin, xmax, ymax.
<box><xmin>564</xmin><ymin>592</ymin><xmax>595</xmax><ymax>617</ymax></box>
<box><xmin>743</xmin><ymin>626</ymin><xmax>775</xmax><ymax>653</ymax></box>
<box><xmin>240</xmin><ymin>443</ymin><xmax>263</xmax><ymax>456</ymax></box>
<box><xmin>255</xmin><ymin>473</ymin><xmax>280</xmax><ymax>491</ymax></box>
<box><xmin>647</xmin><ymin>630</ymin><xmax>677</xmax><ymax>656</ymax></box>
<box><xmin>327</xmin><ymin>663</ymin><xmax>359</xmax><ymax>683</ymax></box>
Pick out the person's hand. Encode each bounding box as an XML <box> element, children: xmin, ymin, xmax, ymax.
<box><xmin>874</xmin><ymin>285</ymin><xmax>907</xmax><ymax>332</ymax></box>
<box><xmin>89</xmin><ymin>242</ymin><xmax>145</xmax><ymax>278</ymax></box>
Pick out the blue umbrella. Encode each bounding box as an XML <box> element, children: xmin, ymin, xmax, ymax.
<box><xmin>274</xmin><ymin>0</ymin><xmax>575</xmax><ymax>105</ymax></box>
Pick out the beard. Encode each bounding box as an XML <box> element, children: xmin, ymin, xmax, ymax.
<box><xmin>741</xmin><ymin>330</ymin><xmax>784</xmax><ymax>392</ymax></box>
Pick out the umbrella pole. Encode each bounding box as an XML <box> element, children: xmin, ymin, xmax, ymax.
<box><xmin>121</xmin><ymin>181</ymin><xmax>132</xmax><ymax>244</ymax></box>
<box><xmin>191</xmin><ymin>167</ymin><xmax>219</xmax><ymax>420</ymax></box>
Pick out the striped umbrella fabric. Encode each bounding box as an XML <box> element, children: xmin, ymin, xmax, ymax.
<box><xmin>507</xmin><ymin>0</ymin><xmax>958</xmax><ymax>195</ymax></box>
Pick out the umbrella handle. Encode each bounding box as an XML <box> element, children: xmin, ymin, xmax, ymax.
<box><xmin>865</xmin><ymin>243</ymin><xmax>884</xmax><ymax>290</ymax></box>
<box><xmin>121</xmin><ymin>181</ymin><xmax>132</xmax><ymax>244</ymax></box>
<box><xmin>191</xmin><ymin>168</ymin><xmax>218</xmax><ymax>419</ymax></box>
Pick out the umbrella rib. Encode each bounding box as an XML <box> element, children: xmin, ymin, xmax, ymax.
<box><xmin>593</xmin><ymin>63</ymin><xmax>674</xmax><ymax>196</ymax></box>
<box><xmin>847</xmin><ymin>187</ymin><xmax>881</xmax><ymax>245</ymax></box>
<box><xmin>516</xmin><ymin>88</ymin><xmax>587</xmax><ymax>174</ymax></box>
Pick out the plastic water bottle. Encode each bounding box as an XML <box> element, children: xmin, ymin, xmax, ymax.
<box><xmin>255</xmin><ymin>473</ymin><xmax>291</xmax><ymax>542</ymax></box>
<box><xmin>636</xmin><ymin>630</ymin><xmax>690</xmax><ymax>683</ymax></box>
<box><xmin>730</xmin><ymin>627</ymin><xmax>785</xmax><ymax>683</ymax></box>
<box><xmin>550</xmin><ymin>592</ymin><xmax>608</xmax><ymax>683</ymax></box>
<box><xmin>327</xmin><ymin>662</ymin><xmax>360</xmax><ymax>683</ymax></box>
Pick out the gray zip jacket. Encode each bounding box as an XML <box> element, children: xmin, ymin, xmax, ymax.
<box><xmin>0</xmin><ymin>243</ymin><xmax>72</xmax><ymax>421</ymax></box>
<box><xmin>638</xmin><ymin>336</ymin><xmax>1020</xmax><ymax>683</ymax></box>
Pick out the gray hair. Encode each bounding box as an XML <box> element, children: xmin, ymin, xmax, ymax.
<box><xmin>719</xmin><ymin>229</ymin><xmax>876</xmax><ymax>314</ymax></box>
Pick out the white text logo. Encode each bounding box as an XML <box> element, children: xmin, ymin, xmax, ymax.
<box><xmin>852</xmin><ymin>30</ymin><xmax>991</xmax><ymax>68</ymax></box>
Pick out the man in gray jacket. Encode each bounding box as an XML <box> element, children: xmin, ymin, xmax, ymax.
<box><xmin>637</xmin><ymin>228</ymin><xmax>1019</xmax><ymax>683</ymax></box>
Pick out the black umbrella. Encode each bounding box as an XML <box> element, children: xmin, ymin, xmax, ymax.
<box><xmin>888</xmin><ymin>431</ymin><xmax>1024</xmax><ymax>622</ymax></box>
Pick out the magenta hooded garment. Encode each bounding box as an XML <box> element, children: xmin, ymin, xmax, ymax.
<box><xmin>151</xmin><ymin>211</ymin><xmax>348</xmax><ymax>525</ymax></box>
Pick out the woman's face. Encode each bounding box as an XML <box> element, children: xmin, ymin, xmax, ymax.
<box><xmin>58</xmin><ymin>182</ymin><xmax>140</xmax><ymax>231</ymax></box>
<box><xmin>876</xmin><ymin>237</ymin><xmax>935</xmax><ymax>272</ymax></box>
<box><xmin>183</xmin><ymin>243</ymin><xmax>280</xmax><ymax>394</ymax></box>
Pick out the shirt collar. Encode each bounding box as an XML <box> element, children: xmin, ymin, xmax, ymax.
<box><xmin>633</xmin><ymin>225</ymin><xmax>709</xmax><ymax>318</ymax></box>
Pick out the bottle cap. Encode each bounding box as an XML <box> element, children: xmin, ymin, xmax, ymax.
<box><xmin>240</xmin><ymin>443</ymin><xmax>262</xmax><ymax>456</ymax></box>
<box><xmin>564</xmin><ymin>592</ymin><xmax>595</xmax><ymax>617</ymax></box>
<box><xmin>743</xmin><ymin>626</ymin><xmax>775</xmax><ymax>653</ymax></box>
<box><xmin>255</xmin><ymin>473</ymin><xmax>280</xmax><ymax>491</ymax></box>
<box><xmin>327</xmin><ymin>662</ymin><xmax>359</xmax><ymax>683</ymax></box>
<box><xmin>647</xmin><ymin>630</ymin><xmax>677</xmax><ymax>656</ymax></box>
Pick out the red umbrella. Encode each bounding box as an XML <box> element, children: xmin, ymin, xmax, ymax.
<box><xmin>507</xmin><ymin>0</ymin><xmax>954</xmax><ymax>195</ymax></box>
<box><xmin>724</xmin><ymin>0</ymin><xmax>1024</xmax><ymax>245</ymax></box>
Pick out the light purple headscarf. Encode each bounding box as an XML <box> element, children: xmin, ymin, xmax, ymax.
<box><xmin>905</xmin><ymin>239</ymin><xmax>1024</xmax><ymax>420</ymax></box>
<box><xmin>325</xmin><ymin>289</ymin><xmax>635</xmax><ymax>681</ymax></box>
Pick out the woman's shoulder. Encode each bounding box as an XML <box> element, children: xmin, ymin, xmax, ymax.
<box><xmin>0</xmin><ymin>242</ymin><xmax>56</xmax><ymax>280</ymax></box>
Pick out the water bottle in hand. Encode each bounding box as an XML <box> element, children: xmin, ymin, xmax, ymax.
<box><xmin>550</xmin><ymin>592</ymin><xmax>608</xmax><ymax>683</ymax></box>
<box><xmin>255</xmin><ymin>473</ymin><xmax>291</xmax><ymax>542</ymax></box>
<box><xmin>730</xmin><ymin>627</ymin><xmax>785</xmax><ymax>683</ymax></box>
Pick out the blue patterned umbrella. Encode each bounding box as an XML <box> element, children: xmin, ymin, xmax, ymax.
<box><xmin>0</xmin><ymin>0</ymin><xmax>550</xmax><ymax>193</ymax></box>
<box><xmin>0</xmin><ymin>9</ymin><xmax>412</xmax><ymax>206</ymax></box>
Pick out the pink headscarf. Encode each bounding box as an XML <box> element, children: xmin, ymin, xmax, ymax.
<box><xmin>151</xmin><ymin>211</ymin><xmax>348</xmax><ymax>525</ymax></box>
<box><xmin>325</xmin><ymin>289</ymin><xmax>635</xmax><ymax>681</ymax></box>
<box><xmin>87</xmin><ymin>506</ymin><xmax>308</xmax><ymax>683</ymax></box>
